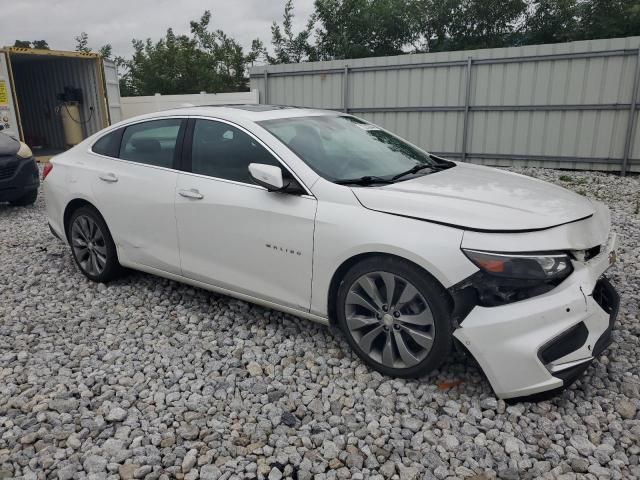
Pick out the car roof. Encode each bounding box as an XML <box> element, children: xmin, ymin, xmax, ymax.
<box><xmin>128</xmin><ymin>105</ymin><xmax>341</xmax><ymax>123</ymax></box>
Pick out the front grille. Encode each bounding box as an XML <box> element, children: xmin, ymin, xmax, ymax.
<box><xmin>0</xmin><ymin>162</ymin><xmax>18</xmax><ymax>180</ymax></box>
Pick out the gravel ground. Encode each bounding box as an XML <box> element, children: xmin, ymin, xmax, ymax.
<box><xmin>0</xmin><ymin>168</ymin><xmax>639</xmax><ymax>480</ymax></box>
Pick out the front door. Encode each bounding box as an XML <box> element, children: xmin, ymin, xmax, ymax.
<box><xmin>175</xmin><ymin>118</ymin><xmax>317</xmax><ymax>311</ymax></box>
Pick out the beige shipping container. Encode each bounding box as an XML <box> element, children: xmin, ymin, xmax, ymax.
<box><xmin>0</xmin><ymin>47</ymin><xmax>122</xmax><ymax>160</ymax></box>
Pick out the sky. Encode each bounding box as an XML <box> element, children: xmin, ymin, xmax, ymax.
<box><xmin>0</xmin><ymin>0</ymin><xmax>316</xmax><ymax>58</ymax></box>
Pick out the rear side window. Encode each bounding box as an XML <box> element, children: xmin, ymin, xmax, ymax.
<box><xmin>91</xmin><ymin>129</ymin><xmax>122</xmax><ymax>157</ymax></box>
<box><xmin>120</xmin><ymin>119</ymin><xmax>182</xmax><ymax>168</ymax></box>
<box><xmin>191</xmin><ymin>119</ymin><xmax>279</xmax><ymax>183</ymax></box>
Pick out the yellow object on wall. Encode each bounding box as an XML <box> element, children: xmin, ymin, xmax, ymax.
<box><xmin>0</xmin><ymin>80</ymin><xmax>8</xmax><ymax>105</ymax></box>
<box><xmin>60</xmin><ymin>101</ymin><xmax>83</xmax><ymax>146</ymax></box>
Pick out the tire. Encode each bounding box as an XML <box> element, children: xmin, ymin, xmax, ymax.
<box><xmin>9</xmin><ymin>189</ymin><xmax>37</xmax><ymax>206</ymax></box>
<box><xmin>336</xmin><ymin>256</ymin><xmax>452</xmax><ymax>378</ymax></box>
<box><xmin>68</xmin><ymin>206</ymin><xmax>121</xmax><ymax>282</ymax></box>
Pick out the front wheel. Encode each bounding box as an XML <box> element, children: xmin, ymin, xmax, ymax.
<box><xmin>336</xmin><ymin>256</ymin><xmax>452</xmax><ymax>378</ymax></box>
<box><xmin>68</xmin><ymin>206</ymin><xmax>121</xmax><ymax>282</ymax></box>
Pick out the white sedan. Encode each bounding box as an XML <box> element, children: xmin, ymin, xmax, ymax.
<box><xmin>43</xmin><ymin>105</ymin><xmax>619</xmax><ymax>400</ymax></box>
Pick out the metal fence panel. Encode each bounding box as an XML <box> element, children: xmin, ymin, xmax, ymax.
<box><xmin>251</xmin><ymin>36</ymin><xmax>640</xmax><ymax>174</ymax></box>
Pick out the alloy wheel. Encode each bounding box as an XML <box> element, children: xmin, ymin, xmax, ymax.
<box><xmin>70</xmin><ymin>215</ymin><xmax>108</xmax><ymax>276</ymax></box>
<box><xmin>345</xmin><ymin>271</ymin><xmax>435</xmax><ymax>369</ymax></box>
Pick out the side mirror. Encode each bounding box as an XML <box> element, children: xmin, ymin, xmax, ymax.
<box><xmin>249</xmin><ymin>163</ymin><xmax>284</xmax><ymax>191</ymax></box>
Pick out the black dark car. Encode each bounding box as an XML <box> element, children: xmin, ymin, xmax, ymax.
<box><xmin>0</xmin><ymin>130</ymin><xmax>39</xmax><ymax>206</ymax></box>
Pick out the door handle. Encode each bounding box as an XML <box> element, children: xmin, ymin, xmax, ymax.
<box><xmin>179</xmin><ymin>188</ymin><xmax>204</xmax><ymax>200</ymax></box>
<box><xmin>99</xmin><ymin>173</ymin><xmax>118</xmax><ymax>183</ymax></box>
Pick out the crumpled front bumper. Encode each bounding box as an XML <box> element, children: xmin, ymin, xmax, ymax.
<box><xmin>453</xmin><ymin>233</ymin><xmax>619</xmax><ymax>400</ymax></box>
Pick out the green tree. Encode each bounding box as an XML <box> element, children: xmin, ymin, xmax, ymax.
<box><xmin>98</xmin><ymin>44</ymin><xmax>113</xmax><ymax>59</ymax></box>
<box><xmin>522</xmin><ymin>0</ymin><xmax>581</xmax><ymax>45</ymax></box>
<box><xmin>75</xmin><ymin>32</ymin><xmax>91</xmax><ymax>53</ymax></box>
<box><xmin>579</xmin><ymin>0</ymin><xmax>640</xmax><ymax>39</ymax></box>
<box><xmin>119</xmin><ymin>11</ymin><xmax>252</xmax><ymax>96</ymax></box>
<box><xmin>414</xmin><ymin>0</ymin><xmax>527</xmax><ymax>52</ymax></box>
<box><xmin>32</xmin><ymin>40</ymin><xmax>50</xmax><ymax>49</ymax></box>
<box><xmin>246</xmin><ymin>38</ymin><xmax>268</xmax><ymax>67</ymax></box>
<box><xmin>314</xmin><ymin>0</ymin><xmax>419</xmax><ymax>59</ymax></box>
<box><xmin>13</xmin><ymin>40</ymin><xmax>50</xmax><ymax>49</ymax></box>
<box><xmin>189</xmin><ymin>11</ymin><xmax>250</xmax><ymax>91</ymax></box>
<box><xmin>270</xmin><ymin>0</ymin><xmax>318</xmax><ymax>63</ymax></box>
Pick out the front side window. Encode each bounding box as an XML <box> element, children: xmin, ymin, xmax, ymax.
<box><xmin>259</xmin><ymin>115</ymin><xmax>451</xmax><ymax>184</ymax></box>
<box><xmin>191</xmin><ymin>119</ymin><xmax>279</xmax><ymax>184</ymax></box>
<box><xmin>119</xmin><ymin>119</ymin><xmax>182</xmax><ymax>168</ymax></box>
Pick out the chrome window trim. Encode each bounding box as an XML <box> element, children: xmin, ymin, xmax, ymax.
<box><xmin>88</xmin><ymin>114</ymin><xmax>316</xmax><ymax>198</ymax></box>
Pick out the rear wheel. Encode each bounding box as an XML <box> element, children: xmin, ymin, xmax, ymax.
<box><xmin>9</xmin><ymin>189</ymin><xmax>37</xmax><ymax>206</ymax></box>
<box><xmin>68</xmin><ymin>206</ymin><xmax>121</xmax><ymax>282</ymax></box>
<box><xmin>336</xmin><ymin>256</ymin><xmax>452</xmax><ymax>378</ymax></box>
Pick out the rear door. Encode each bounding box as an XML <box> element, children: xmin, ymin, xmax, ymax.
<box><xmin>90</xmin><ymin>117</ymin><xmax>185</xmax><ymax>274</ymax></box>
<box><xmin>174</xmin><ymin>118</ymin><xmax>317</xmax><ymax>311</ymax></box>
<box><xmin>102</xmin><ymin>59</ymin><xmax>122</xmax><ymax>124</ymax></box>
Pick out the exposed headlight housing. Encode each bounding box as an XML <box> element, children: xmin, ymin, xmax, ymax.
<box><xmin>457</xmin><ymin>249</ymin><xmax>574</xmax><ymax>306</ymax></box>
<box><xmin>462</xmin><ymin>250</ymin><xmax>573</xmax><ymax>281</ymax></box>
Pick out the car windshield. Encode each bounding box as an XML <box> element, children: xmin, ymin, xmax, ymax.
<box><xmin>259</xmin><ymin>115</ymin><xmax>452</xmax><ymax>184</ymax></box>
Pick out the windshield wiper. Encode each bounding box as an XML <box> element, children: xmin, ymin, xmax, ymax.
<box><xmin>334</xmin><ymin>175</ymin><xmax>394</xmax><ymax>186</ymax></box>
<box><xmin>391</xmin><ymin>164</ymin><xmax>439</xmax><ymax>181</ymax></box>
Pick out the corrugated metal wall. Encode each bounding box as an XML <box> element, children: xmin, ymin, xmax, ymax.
<box><xmin>251</xmin><ymin>37</ymin><xmax>640</xmax><ymax>173</ymax></box>
<box><xmin>11</xmin><ymin>55</ymin><xmax>105</xmax><ymax>150</ymax></box>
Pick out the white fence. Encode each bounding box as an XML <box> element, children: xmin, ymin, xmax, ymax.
<box><xmin>120</xmin><ymin>90</ymin><xmax>259</xmax><ymax>120</ymax></box>
<box><xmin>251</xmin><ymin>37</ymin><xmax>640</xmax><ymax>174</ymax></box>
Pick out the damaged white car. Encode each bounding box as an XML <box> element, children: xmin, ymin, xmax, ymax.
<box><xmin>43</xmin><ymin>106</ymin><xmax>619</xmax><ymax>399</ymax></box>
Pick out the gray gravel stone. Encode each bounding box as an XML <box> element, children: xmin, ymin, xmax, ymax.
<box><xmin>615</xmin><ymin>399</ymin><xmax>637</xmax><ymax>419</ymax></box>
<box><xmin>105</xmin><ymin>407</ymin><xmax>127</xmax><ymax>422</ymax></box>
<box><xmin>182</xmin><ymin>449</ymin><xmax>198</xmax><ymax>473</ymax></box>
<box><xmin>83</xmin><ymin>455</ymin><xmax>107</xmax><ymax>473</ymax></box>
<box><xmin>570</xmin><ymin>435</ymin><xmax>596</xmax><ymax>457</ymax></box>
<box><xmin>0</xmin><ymin>167</ymin><xmax>638</xmax><ymax>479</ymax></box>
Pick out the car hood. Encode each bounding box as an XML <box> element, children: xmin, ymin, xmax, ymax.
<box><xmin>351</xmin><ymin>162</ymin><xmax>595</xmax><ymax>231</ymax></box>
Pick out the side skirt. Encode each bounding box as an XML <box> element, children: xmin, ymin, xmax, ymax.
<box><xmin>120</xmin><ymin>261</ymin><xmax>330</xmax><ymax>327</ymax></box>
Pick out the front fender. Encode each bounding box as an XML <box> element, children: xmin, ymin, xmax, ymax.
<box><xmin>310</xmin><ymin>201</ymin><xmax>477</xmax><ymax>317</ymax></box>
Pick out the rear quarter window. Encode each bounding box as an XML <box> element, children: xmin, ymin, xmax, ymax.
<box><xmin>91</xmin><ymin>129</ymin><xmax>122</xmax><ymax>157</ymax></box>
<box><xmin>119</xmin><ymin>119</ymin><xmax>182</xmax><ymax>169</ymax></box>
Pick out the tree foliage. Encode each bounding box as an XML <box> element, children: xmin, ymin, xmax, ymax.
<box><xmin>314</xmin><ymin>0</ymin><xmax>420</xmax><ymax>59</ymax></box>
<box><xmin>118</xmin><ymin>11</ymin><xmax>256</xmax><ymax>96</ymax></box>
<box><xmin>269</xmin><ymin>0</ymin><xmax>318</xmax><ymax>63</ymax></box>
<box><xmin>75</xmin><ymin>32</ymin><xmax>91</xmax><ymax>53</ymax></box>
<box><xmin>414</xmin><ymin>0</ymin><xmax>527</xmax><ymax>52</ymax></box>
<box><xmin>98</xmin><ymin>44</ymin><xmax>113</xmax><ymax>59</ymax></box>
<box><xmin>13</xmin><ymin>40</ymin><xmax>50</xmax><ymax>49</ymax></box>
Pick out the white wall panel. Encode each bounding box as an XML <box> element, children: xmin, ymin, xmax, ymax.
<box><xmin>120</xmin><ymin>90</ymin><xmax>259</xmax><ymax>119</ymax></box>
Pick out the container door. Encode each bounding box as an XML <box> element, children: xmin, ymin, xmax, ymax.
<box><xmin>0</xmin><ymin>52</ymin><xmax>22</xmax><ymax>140</ymax></box>
<box><xmin>102</xmin><ymin>59</ymin><xmax>122</xmax><ymax>124</ymax></box>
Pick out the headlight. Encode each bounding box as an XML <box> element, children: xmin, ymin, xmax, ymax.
<box><xmin>462</xmin><ymin>249</ymin><xmax>573</xmax><ymax>280</ymax></box>
<box><xmin>456</xmin><ymin>249</ymin><xmax>574</xmax><ymax>307</ymax></box>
